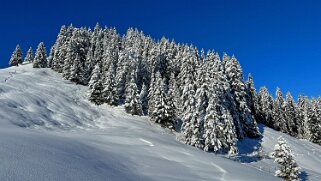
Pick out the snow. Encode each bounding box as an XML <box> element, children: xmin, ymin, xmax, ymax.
<box><xmin>0</xmin><ymin>64</ymin><xmax>319</xmax><ymax>180</ymax></box>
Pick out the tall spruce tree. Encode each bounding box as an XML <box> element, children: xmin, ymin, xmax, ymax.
<box><xmin>284</xmin><ymin>92</ymin><xmax>298</xmax><ymax>137</ymax></box>
<box><xmin>52</xmin><ymin>25</ymin><xmax>67</xmax><ymax>72</ymax></box>
<box><xmin>179</xmin><ymin>50</ymin><xmax>202</xmax><ymax>147</ymax></box>
<box><xmin>125</xmin><ymin>71</ymin><xmax>143</xmax><ymax>116</ymax></box>
<box><xmin>273</xmin><ymin>88</ymin><xmax>287</xmax><ymax>132</ymax></box>
<box><xmin>223</xmin><ymin>55</ymin><xmax>258</xmax><ymax>138</ymax></box>
<box><xmin>150</xmin><ymin>72</ymin><xmax>173</xmax><ymax>128</ymax></box>
<box><xmin>101</xmin><ymin>63</ymin><xmax>118</xmax><ymax>106</ymax></box>
<box><xmin>24</xmin><ymin>47</ymin><xmax>34</xmax><ymax>63</ymax></box>
<box><xmin>9</xmin><ymin>45</ymin><xmax>23</xmax><ymax>66</ymax></box>
<box><xmin>203</xmin><ymin>62</ymin><xmax>238</xmax><ymax>154</ymax></box>
<box><xmin>246</xmin><ymin>74</ymin><xmax>259</xmax><ymax>122</ymax></box>
<box><xmin>308</xmin><ymin>98</ymin><xmax>321</xmax><ymax>144</ymax></box>
<box><xmin>258</xmin><ymin>87</ymin><xmax>274</xmax><ymax>127</ymax></box>
<box><xmin>88</xmin><ymin>64</ymin><xmax>104</xmax><ymax>105</ymax></box>
<box><xmin>297</xmin><ymin>95</ymin><xmax>310</xmax><ymax>139</ymax></box>
<box><xmin>33</xmin><ymin>42</ymin><xmax>47</xmax><ymax>68</ymax></box>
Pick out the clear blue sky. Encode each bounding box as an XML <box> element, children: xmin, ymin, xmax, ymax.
<box><xmin>1</xmin><ymin>0</ymin><xmax>320</xmax><ymax>99</ymax></box>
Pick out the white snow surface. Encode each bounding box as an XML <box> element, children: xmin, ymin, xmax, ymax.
<box><xmin>0</xmin><ymin>64</ymin><xmax>319</xmax><ymax>181</ymax></box>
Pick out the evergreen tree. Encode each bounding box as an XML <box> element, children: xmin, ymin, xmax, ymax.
<box><xmin>257</xmin><ymin>87</ymin><xmax>274</xmax><ymax>127</ymax></box>
<box><xmin>65</xmin><ymin>28</ymin><xmax>90</xmax><ymax>84</ymax></box>
<box><xmin>308</xmin><ymin>98</ymin><xmax>321</xmax><ymax>144</ymax></box>
<box><xmin>9</xmin><ymin>44</ymin><xmax>23</xmax><ymax>66</ymax></box>
<box><xmin>179</xmin><ymin>50</ymin><xmax>202</xmax><ymax>147</ymax></box>
<box><xmin>88</xmin><ymin>64</ymin><xmax>104</xmax><ymax>105</ymax></box>
<box><xmin>101</xmin><ymin>63</ymin><xmax>118</xmax><ymax>106</ymax></box>
<box><xmin>125</xmin><ymin>71</ymin><xmax>143</xmax><ymax>116</ymax></box>
<box><xmin>246</xmin><ymin>74</ymin><xmax>259</xmax><ymax>122</ymax></box>
<box><xmin>273</xmin><ymin>88</ymin><xmax>287</xmax><ymax>132</ymax></box>
<box><xmin>33</xmin><ymin>42</ymin><xmax>47</xmax><ymax>68</ymax></box>
<box><xmin>193</xmin><ymin>66</ymin><xmax>209</xmax><ymax>149</ymax></box>
<box><xmin>272</xmin><ymin>137</ymin><xmax>300</xmax><ymax>181</ymax></box>
<box><xmin>180</xmin><ymin>81</ymin><xmax>200</xmax><ymax>147</ymax></box>
<box><xmin>284</xmin><ymin>92</ymin><xmax>298</xmax><ymax>137</ymax></box>
<box><xmin>24</xmin><ymin>47</ymin><xmax>34</xmax><ymax>63</ymax></box>
<box><xmin>297</xmin><ymin>95</ymin><xmax>310</xmax><ymax>139</ymax></box>
<box><xmin>203</xmin><ymin>65</ymin><xmax>238</xmax><ymax>154</ymax></box>
<box><xmin>116</xmin><ymin>50</ymin><xmax>131</xmax><ymax>103</ymax></box>
<box><xmin>150</xmin><ymin>72</ymin><xmax>175</xmax><ymax>129</ymax></box>
<box><xmin>52</xmin><ymin>25</ymin><xmax>67</xmax><ymax>72</ymax></box>
<box><xmin>224</xmin><ymin>55</ymin><xmax>259</xmax><ymax>138</ymax></box>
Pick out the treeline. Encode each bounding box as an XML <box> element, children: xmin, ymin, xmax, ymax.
<box><xmin>9</xmin><ymin>24</ymin><xmax>321</xmax><ymax>154</ymax></box>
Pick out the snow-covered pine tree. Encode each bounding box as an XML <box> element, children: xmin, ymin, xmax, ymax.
<box><xmin>257</xmin><ymin>87</ymin><xmax>274</xmax><ymax>127</ymax></box>
<box><xmin>204</xmin><ymin>92</ymin><xmax>238</xmax><ymax>155</ymax></box>
<box><xmin>62</xmin><ymin>37</ymin><xmax>74</xmax><ymax>79</ymax></box>
<box><xmin>88</xmin><ymin>64</ymin><xmax>104</xmax><ymax>105</ymax></box>
<box><xmin>33</xmin><ymin>42</ymin><xmax>47</xmax><ymax>68</ymax></box>
<box><xmin>150</xmin><ymin>72</ymin><xmax>167</xmax><ymax>122</ymax></box>
<box><xmin>272</xmin><ymin>137</ymin><xmax>300</xmax><ymax>181</ymax></box>
<box><xmin>52</xmin><ymin>25</ymin><xmax>67</xmax><ymax>72</ymax></box>
<box><xmin>69</xmin><ymin>53</ymin><xmax>86</xmax><ymax>84</ymax></box>
<box><xmin>273</xmin><ymin>88</ymin><xmax>287</xmax><ymax>132</ymax></box>
<box><xmin>203</xmin><ymin>61</ymin><xmax>238</xmax><ymax>154</ymax></box>
<box><xmin>223</xmin><ymin>54</ymin><xmax>259</xmax><ymax>138</ymax></box>
<box><xmin>68</xmin><ymin>28</ymin><xmax>90</xmax><ymax>85</ymax></box>
<box><xmin>179</xmin><ymin>50</ymin><xmax>202</xmax><ymax>147</ymax></box>
<box><xmin>124</xmin><ymin>71</ymin><xmax>143</xmax><ymax>116</ymax></box>
<box><xmin>179</xmin><ymin>80</ymin><xmax>200</xmax><ymax>147</ymax></box>
<box><xmin>308</xmin><ymin>98</ymin><xmax>321</xmax><ymax>144</ymax></box>
<box><xmin>313</xmin><ymin>97</ymin><xmax>321</xmax><ymax>144</ymax></box>
<box><xmin>284</xmin><ymin>92</ymin><xmax>299</xmax><ymax>137</ymax></box>
<box><xmin>24</xmin><ymin>47</ymin><xmax>34</xmax><ymax>63</ymax></box>
<box><xmin>203</xmin><ymin>92</ymin><xmax>222</xmax><ymax>153</ymax></box>
<box><xmin>150</xmin><ymin>72</ymin><xmax>175</xmax><ymax>129</ymax></box>
<box><xmin>101</xmin><ymin>62</ymin><xmax>118</xmax><ymax>106</ymax></box>
<box><xmin>177</xmin><ymin>47</ymin><xmax>197</xmax><ymax>116</ymax></box>
<box><xmin>245</xmin><ymin>74</ymin><xmax>259</xmax><ymax>122</ymax></box>
<box><xmin>297</xmin><ymin>95</ymin><xmax>310</xmax><ymax>139</ymax></box>
<box><xmin>9</xmin><ymin>44</ymin><xmax>23</xmax><ymax>66</ymax></box>
<box><xmin>193</xmin><ymin>65</ymin><xmax>210</xmax><ymax>149</ymax></box>
<box><xmin>115</xmin><ymin>50</ymin><xmax>131</xmax><ymax>103</ymax></box>
<box><xmin>93</xmin><ymin>30</ymin><xmax>104</xmax><ymax>68</ymax></box>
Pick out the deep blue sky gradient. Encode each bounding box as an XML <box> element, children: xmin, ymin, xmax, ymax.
<box><xmin>1</xmin><ymin>0</ymin><xmax>320</xmax><ymax>99</ymax></box>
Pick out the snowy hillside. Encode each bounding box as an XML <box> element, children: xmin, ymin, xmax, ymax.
<box><xmin>0</xmin><ymin>64</ymin><xmax>320</xmax><ymax>180</ymax></box>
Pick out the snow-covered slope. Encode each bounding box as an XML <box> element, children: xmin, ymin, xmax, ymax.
<box><xmin>0</xmin><ymin>64</ymin><xmax>319</xmax><ymax>181</ymax></box>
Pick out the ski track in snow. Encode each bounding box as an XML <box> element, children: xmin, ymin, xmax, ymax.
<box><xmin>211</xmin><ymin>162</ymin><xmax>227</xmax><ymax>180</ymax></box>
<box><xmin>139</xmin><ymin>138</ymin><xmax>155</xmax><ymax>147</ymax></box>
<box><xmin>0</xmin><ymin>64</ymin><xmax>320</xmax><ymax>180</ymax></box>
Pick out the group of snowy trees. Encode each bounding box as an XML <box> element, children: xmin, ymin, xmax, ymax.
<box><xmin>9</xmin><ymin>43</ymin><xmax>48</xmax><ymax>68</ymax></box>
<box><xmin>254</xmin><ymin>86</ymin><xmax>321</xmax><ymax>145</ymax></box>
<box><xmin>9</xmin><ymin>24</ymin><xmax>321</xmax><ymax>155</ymax></box>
